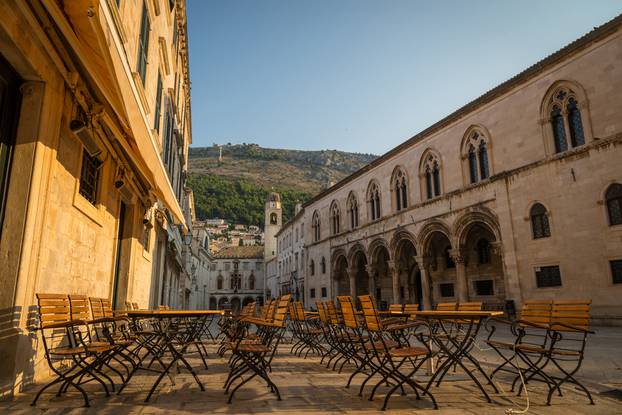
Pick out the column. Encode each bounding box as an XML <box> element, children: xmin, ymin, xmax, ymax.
<box><xmin>450</xmin><ymin>249</ymin><xmax>468</xmax><ymax>303</ymax></box>
<box><xmin>347</xmin><ymin>266</ymin><xmax>357</xmax><ymax>298</ymax></box>
<box><xmin>365</xmin><ymin>264</ymin><xmax>376</xmax><ymax>297</ymax></box>
<box><xmin>415</xmin><ymin>255</ymin><xmax>432</xmax><ymax>310</ymax></box>
<box><xmin>387</xmin><ymin>260</ymin><xmax>399</xmax><ymax>304</ymax></box>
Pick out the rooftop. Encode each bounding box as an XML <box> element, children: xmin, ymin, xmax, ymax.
<box><xmin>213</xmin><ymin>245</ymin><xmax>264</xmax><ymax>259</ymax></box>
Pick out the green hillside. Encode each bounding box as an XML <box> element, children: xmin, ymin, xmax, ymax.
<box><xmin>187</xmin><ymin>144</ymin><xmax>377</xmax><ymax>226</ymax></box>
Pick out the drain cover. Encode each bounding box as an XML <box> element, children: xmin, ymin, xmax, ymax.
<box><xmin>600</xmin><ymin>389</ymin><xmax>622</xmax><ymax>401</ymax></box>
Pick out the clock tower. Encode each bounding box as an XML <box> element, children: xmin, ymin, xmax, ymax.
<box><xmin>264</xmin><ymin>192</ymin><xmax>282</xmax><ymax>261</ymax></box>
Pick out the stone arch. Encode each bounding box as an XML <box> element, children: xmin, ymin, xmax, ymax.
<box><xmin>230</xmin><ymin>297</ymin><xmax>241</xmax><ymax>313</ymax></box>
<box><xmin>417</xmin><ymin>219</ymin><xmax>452</xmax><ymax>253</ymax></box>
<box><xmin>331</xmin><ymin>247</ymin><xmax>348</xmax><ymax>270</ymax></box>
<box><xmin>452</xmin><ymin>207</ymin><xmax>502</xmax><ymax>248</ymax></box>
<box><xmin>347</xmin><ymin>243</ymin><xmax>369</xmax><ymax>297</ymax></box>
<box><xmin>390</xmin><ymin>229</ymin><xmax>418</xmax><ymax>259</ymax></box>
<box><xmin>347</xmin><ymin>242</ymin><xmax>367</xmax><ymax>265</ymax></box>
<box><xmin>368</xmin><ymin>237</ymin><xmax>391</xmax><ymax>263</ymax></box>
<box><xmin>329</xmin><ymin>199</ymin><xmax>341</xmax><ymax>235</ymax></box>
<box><xmin>391</xmin><ymin>230</ymin><xmax>421</xmax><ymax>306</ymax></box>
<box><xmin>217</xmin><ymin>297</ymin><xmax>229</xmax><ymax>309</ymax></box>
<box><xmin>331</xmin><ymin>250</ymin><xmax>349</xmax><ymax>296</ymax></box>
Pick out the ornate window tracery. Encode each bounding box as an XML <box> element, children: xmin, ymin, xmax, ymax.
<box><xmin>545</xmin><ymin>84</ymin><xmax>587</xmax><ymax>153</ymax></box>
<box><xmin>312</xmin><ymin>211</ymin><xmax>321</xmax><ymax>242</ymax></box>
<box><xmin>347</xmin><ymin>192</ymin><xmax>359</xmax><ymax>229</ymax></box>
<box><xmin>330</xmin><ymin>201</ymin><xmax>341</xmax><ymax>235</ymax></box>
<box><xmin>367</xmin><ymin>181</ymin><xmax>381</xmax><ymax>220</ymax></box>
<box><xmin>391</xmin><ymin>167</ymin><xmax>408</xmax><ymax>211</ymax></box>
<box><xmin>421</xmin><ymin>151</ymin><xmax>442</xmax><ymax>199</ymax></box>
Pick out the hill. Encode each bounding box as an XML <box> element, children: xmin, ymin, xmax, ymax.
<box><xmin>187</xmin><ymin>144</ymin><xmax>377</xmax><ymax>226</ymax></box>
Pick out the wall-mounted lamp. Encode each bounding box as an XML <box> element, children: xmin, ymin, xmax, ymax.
<box><xmin>70</xmin><ymin>119</ymin><xmax>102</xmax><ymax>157</ymax></box>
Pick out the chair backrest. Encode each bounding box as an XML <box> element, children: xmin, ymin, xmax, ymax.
<box><xmin>101</xmin><ymin>298</ymin><xmax>114</xmax><ymax>317</ymax></box>
<box><xmin>89</xmin><ymin>297</ymin><xmax>105</xmax><ymax>320</ymax></box>
<box><xmin>295</xmin><ymin>301</ymin><xmax>306</xmax><ymax>321</ymax></box>
<box><xmin>266</xmin><ymin>299</ymin><xmax>277</xmax><ymax>321</ymax></box>
<box><xmin>520</xmin><ymin>300</ymin><xmax>553</xmax><ymax>326</ymax></box>
<box><xmin>272</xmin><ymin>294</ymin><xmax>292</xmax><ymax>327</ymax></box>
<box><xmin>337</xmin><ymin>296</ymin><xmax>359</xmax><ymax>329</ymax></box>
<box><xmin>436</xmin><ymin>302</ymin><xmax>457</xmax><ymax>311</ymax></box>
<box><xmin>36</xmin><ymin>293</ymin><xmax>70</xmax><ymax>328</ymax></box>
<box><xmin>325</xmin><ymin>300</ymin><xmax>340</xmax><ymax>325</ymax></box>
<box><xmin>316</xmin><ymin>301</ymin><xmax>329</xmax><ymax>323</ymax></box>
<box><xmin>458</xmin><ymin>302</ymin><xmax>482</xmax><ymax>311</ymax></box>
<box><xmin>358</xmin><ymin>295</ymin><xmax>382</xmax><ymax>331</ymax></box>
<box><xmin>403</xmin><ymin>303</ymin><xmax>419</xmax><ymax>314</ymax></box>
<box><xmin>551</xmin><ymin>300</ymin><xmax>591</xmax><ymax>332</ymax></box>
<box><xmin>288</xmin><ymin>302</ymin><xmax>298</xmax><ymax>321</ymax></box>
<box><xmin>389</xmin><ymin>304</ymin><xmax>403</xmax><ymax>313</ymax></box>
<box><xmin>69</xmin><ymin>294</ymin><xmax>91</xmax><ymax>321</ymax></box>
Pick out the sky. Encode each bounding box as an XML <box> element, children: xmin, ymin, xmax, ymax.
<box><xmin>186</xmin><ymin>0</ymin><xmax>622</xmax><ymax>155</ymax></box>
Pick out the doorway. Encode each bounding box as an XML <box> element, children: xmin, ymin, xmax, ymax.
<box><xmin>0</xmin><ymin>55</ymin><xmax>21</xmax><ymax>238</ymax></box>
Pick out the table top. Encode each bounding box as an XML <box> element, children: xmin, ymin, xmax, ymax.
<box><xmin>126</xmin><ymin>309</ymin><xmax>225</xmax><ymax>316</ymax></box>
<box><xmin>397</xmin><ymin>310</ymin><xmax>503</xmax><ymax>318</ymax></box>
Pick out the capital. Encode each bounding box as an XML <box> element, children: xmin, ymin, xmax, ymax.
<box><xmin>490</xmin><ymin>241</ymin><xmax>503</xmax><ymax>256</ymax></box>
<box><xmin>449</xmin><ymin>249</ymin><xmax>465</xmax><ymax>264</ymax></box>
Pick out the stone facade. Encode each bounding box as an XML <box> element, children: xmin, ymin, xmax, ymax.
<box><xmin>0</xmin><ymin>0</ymin><xmax>193</xmax><ymax>397</ymax></box>
<box><xmin>274</xmin><ymin>204</ymin><xmax>306</xmax><ymax>303</ymax></box>
<box><xmin>274</xmin><ymin>15</ymin><xmax>622</xmax><ymax>321</ymax></box>
<box><xmin>204</xmin><ymin>246</ymin><xmax>265</xmax><ymax>312</ymax></box>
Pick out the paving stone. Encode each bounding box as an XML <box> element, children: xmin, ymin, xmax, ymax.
<box><xmin>3</xmin><ymin>335</ymin><xmax>622</xmax><ymax>414</ymax></box>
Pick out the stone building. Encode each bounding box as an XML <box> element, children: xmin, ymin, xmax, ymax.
<box><xmin>275</xmin><ymin>203</ymin><xmax>306</xmax><ymax>303</ymax></box>
<box><xmin>205</xmin><ymin>246</ymin><xmax>265</xmax><ymax>312</ymax></box>
<box><xmin>0</xmin><ymin>0</ymin><xmax>193</xmax><ymax>396</ymax></box>
<box><xmin>185</xmin><ymin>218</ymin><xmax>212</xmax><ymax>309</ymax></box>
<box><xmin>277</xmin><ymin>15</ymin><xmax>622</xmax><ymax>322</ymax></box>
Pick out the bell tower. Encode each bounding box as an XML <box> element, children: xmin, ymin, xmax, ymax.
<box><xmin>264</xmin><ymin>192</ymin><xmax>282</xmax><ymax>261</ymax></box>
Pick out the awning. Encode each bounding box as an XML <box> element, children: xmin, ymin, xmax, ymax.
<box><xmin>41</xmin><ymin>0</ymin><xmax>187</xmax><ymax>228</ymax></box>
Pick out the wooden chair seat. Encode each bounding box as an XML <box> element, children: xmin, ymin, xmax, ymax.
<box><xmin>364</xmin><ymin>339</ymin><xmax>398</xmax><ymax>351</ymax></box>
<box><xmin>50</xmin><ymin>346</ymin><xmax>86</xmax><ymax>356</ymax></box>
<box><xmin>389</xmin><ymin>346</ymin><xmax>428</xmax><ymax>358</ymax></box>
<box><xmin>237</xmin><ymin>343</ymin><xmax>271</xmax><ymax>353</ymax></box>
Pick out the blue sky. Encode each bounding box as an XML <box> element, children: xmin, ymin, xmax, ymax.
<box><xmin>187</xmin><ymin>1</ymin><xmax>622</xmax><ymax>155</ymax></box>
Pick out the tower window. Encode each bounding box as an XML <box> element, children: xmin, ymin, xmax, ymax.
<box><xmin>270</xmin><ymin>212</ymin><xmax>277</xmax><ymax>225</ymax></box>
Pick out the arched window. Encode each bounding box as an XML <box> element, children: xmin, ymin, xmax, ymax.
<box><xmin>478</xmin><ymin>141</ymin><xmax>489</xmax><ymax>180</ymax></box>
<box><xmin>468</xmin><ymin>146</ymin><xmax>478</xmax><ymax>184</ymax></box>
<box><xmin>347</xmin><ymin>192</ymin><xmax>359</xmax><ymax>229</ymax></box>
<box><xmin>545</xmin><ymin>85</ymin><xmax>587</xmax><ymax>153</ymax></box>
<box><xmin>310</xmin><ymin>260</ymin><xmax>315</xmax><ymax>276</ymax></box>
<box><xmin>248</xmin><ymin>274</ymin><xmax>255</xmax><ymax>290</ymax></box>
<box><xmin>321</xmin><ymin>257</ymin><xmax>326</xmax><ymax>274</ymax></box>
<box><xmin>330</xmin><ymin>201</ymin><xmax>340</xmax><ymax>235</ymax></box>
<box><xmin>217</xmin><ymin>275</ymin><xmax>223</xmax><ymax>290</ymax></box>
<box><xmin>606</xmin><ymin>183</ymin><xmax>622</xmax><ymax>226</ymax></box>
<box><xmin>270</xmin><ymin>212</ymin><xmax>277</xmax><ymax>225</ymax></box>
<box><xmin>421</xmin><ymin>151</ymin><xmax>442</xmax><ymax>199</ymax></box>
<box><xmin>462</xmin><ymin>128</ymin><xmax>491</xmax><ymax>184</ymax></box>
<box><xmin>476</xmin><ymin>239</ymin><xmax>490</xmax><ymax>264</ymax></box>
<box><xmin>367</xmin><ymin>181</ymin><xmax>381</xmax><ymax>220</ymax></box>
<box><xmin>312</xmin><ymin>211</ymin><xmax>321</xmax><ymax>242</ymax></box>
<box><xmin>391</xmin><ymin>167</ymin><xmax>408</xmax><ymax>211</ymax></box>
<box><xmin>530</xmin><ymin>203</ymin><xmax>551</xmax><ymax>239</ymax></box>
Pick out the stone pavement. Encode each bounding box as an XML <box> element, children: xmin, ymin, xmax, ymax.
<box><xmin>2</xmin><ymin>325</ymin><xmax>622</xmax><ymax>414</ymax></box>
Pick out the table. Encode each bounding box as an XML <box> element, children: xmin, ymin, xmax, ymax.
<box><xmin>399</xmin><ymin>310</ymin><xmax>503</xmax><ymax>403</ymax></box>
<box><xmin>122</xmin><ymin>310</ymin><xmax>224</xmax><ymax>401</ymax></box>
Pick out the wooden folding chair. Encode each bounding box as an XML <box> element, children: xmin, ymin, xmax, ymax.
<box><xmin>225</xmin><ymin>294</ymin><xmax>292</xmax><ymax>403</ymax></box>
<box><xmin>32</xmin><ymin>294</ymin><xmax>115</xmax><ymax>407</ymax></box>
<box><xmin>358</xmin><ymin>295</ymin><xmax>436</xmax><ymax>410</ymax></box>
